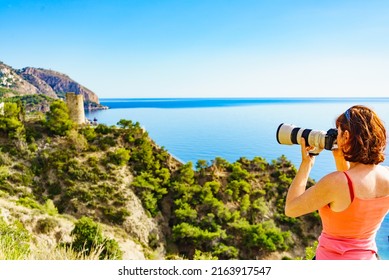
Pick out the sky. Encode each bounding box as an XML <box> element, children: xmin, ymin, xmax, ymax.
<box><xmin>1</xmin><ymin>0</ymin><xmax>389</xmax><ymax>98</ymax></box>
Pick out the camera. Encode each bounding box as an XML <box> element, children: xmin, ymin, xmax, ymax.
<box><xmin>276</xmin><ymin>123</ymin><xmax>338</xmax><ymax>155</ymax></box>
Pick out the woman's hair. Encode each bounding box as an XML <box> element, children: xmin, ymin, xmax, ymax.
<box><xmin>336</xmin><ymin>105</ymin><xmax>386</xmax><ymax>164</ymax></box>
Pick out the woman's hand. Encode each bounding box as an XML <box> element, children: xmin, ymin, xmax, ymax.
<box><xmin>300</xmin><ymin>137</ymin><xmax>315</xmax><ymax>168</ymax></box>
<box><xmin>331</xmin><ymin>146</ymin><xmax>343</xmax><ymax>159</ymax></box>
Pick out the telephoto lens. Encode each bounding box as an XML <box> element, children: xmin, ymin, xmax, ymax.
<box><xmin>276</xmin><ymin>123</ymin><xmax>337</xmax><ymax>155</ymax></box>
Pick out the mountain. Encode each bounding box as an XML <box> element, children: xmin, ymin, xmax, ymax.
<box><xmin>0</xmin><ymin>61</ymin><xmax>99</xmax><ymax>104</ymax></box>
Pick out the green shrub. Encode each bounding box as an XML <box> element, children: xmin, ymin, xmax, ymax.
<box><xmin>213</xmin><ymin>243</ymin><xmax>239</xmax><ymax>259</ymax></box>
<box><xmin>174</xmin><ymin>201</ymin><xmax>198</xmax><ymax>220</ymax></box>
<box><xmin>35</xmin><ymin>217</ymin><xmax>58</xmax><ymax>234</ymax></box>
<box><xmin>69</xmin><ymin>216</ymin><xmax>123</xmax><ymax>260</ymax></box>
<box><xmin>0</xmin><ymin>152</ymin><xmax>12</xmax><ymax>165</ymax></box>
<box><xmin>203</xmin><ymin>181</ymin><xmax>220</xmax><ymax>194</ymax></box>
<box><xmin>228</xmin><ymin>163</ymin><xmax>250</xmax><ymax>181</ymax></box>
<box><xmin>80</xmin><ymin>126</ymin><xmax>97</xmax><ymax>141</ymax></box>
<box><xmin>94</xmin><ymin>124</ymin><xmax>113</xmax><ymax>134</ymax></box>
<box><xmin>43</xmin><ymin>199</ymin><xmax>59</xmax><ymax>216</ymax></box>
<box><xmin>102</xmin><ymin>207</ymin><xmax>130</xmax><ymax>225</ymax></box>
<box><xmin>0</xmin><ymin>166</ymin><xmax>10</xmax><ymax>182</ymax></box>
<box><xmin>16</xmin><ymin>196</ymin><xmax>41</xmax><ymax>210</ymax></box>
<box><xmin>227</xmin><ymin>180</ymin><xmax>251</xmax><ymax>201</ymax></box>
<box><xmin>132</xmin><ymin>172</ymin><xmax>168</xmax><ymax>216</ymax></box>
<box><xmin>106</xmin><ymin>148</ymin><xmax>130</xmax><ymax>166</ymax></box>
<box><xmin>252</xmin><ymin>197</ymin><xmax>269</xmax><ymax>218</ymax></box>
<box><xmin>117</xmin><ymin>119</ymin><xmax>133</xmax><ymax>129</ymax></box>
<box><xmin>44</xmin><ymin>100</ymin><xmax>75</xmax><ymax>136</ymax></box>
<box><xmin>241</xmin><ymin>221</ymin><xmax>291</xmax><ymax>252</ymax></box>
<box><xmin>0</xmin><ymin>181</ymin><xmax>14</xmax><ymax>195</ymax></box>
<box><xmin>0</xmin><ymin>218</ymin><xmax>31</xmax><ymax>260</ymax></box>
<box><xmin>193</xmin><ymin>250</ymin><xmax>218</xmax><ymax>260</ymax></box>
<box><xmin>47</xmin><ymin>182</ymin><xmax>62</xmax><ymax>196</ymax></box>
<box><xmin>172</xmin><ymin>222</ymin><xmax>226</xmax><ymax>246</ymax></box>
<box><xmin>212</xmin><ymin>157</ymin><xmax>230</xmax><ymax>170</ymax></box>
<box><xmin>301</xmin><ymin>241</ymin><xmax>318</xmax><ymax>260</ymax></box>
<box><xmin>0</xmin><ymin>102</ymin><xmax>25</xmax><ymax>139</ymax></box>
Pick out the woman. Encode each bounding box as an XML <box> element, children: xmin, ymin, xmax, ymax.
<box><xmin>285</xmin><ymin>105</ymin><xmax>389</xmax><ymax>260</ymax></box>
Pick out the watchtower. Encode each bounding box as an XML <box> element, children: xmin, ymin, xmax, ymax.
<box><xmin>66</xmin><ymin>92</ymin><xmax>85</xmax><ymax>124</ymax></box>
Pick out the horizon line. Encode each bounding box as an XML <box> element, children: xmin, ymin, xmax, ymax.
<box><xmin>99</xmin><ymin>97</ymin><xmax>389</xmax><ymax>100</ymax></box>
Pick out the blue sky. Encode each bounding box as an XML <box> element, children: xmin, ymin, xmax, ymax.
<box><xmin>1</xmin><ymin>0</ymin><xmax>389</xmax><ymax>98</ymax></box>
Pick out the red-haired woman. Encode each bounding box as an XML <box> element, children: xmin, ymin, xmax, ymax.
<box><xmin>285</xmin><ymin>105</ymin><xmax>389</xmax><ymax>260</ymax></box>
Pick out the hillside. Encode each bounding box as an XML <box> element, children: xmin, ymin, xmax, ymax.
<box><xmin>0</xmin><ymin>98</ymin><xmax>322</xmax><ymax>260</ymax></box>
<box><xmin>0</xmin><ymin>61</ymin><xmax>102</xmax><ymax>110</ymax></box>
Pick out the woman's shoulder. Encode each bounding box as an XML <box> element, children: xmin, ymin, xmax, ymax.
<box><xmin>376</xmin><ymin>165</ymin><xmax>389</xmax><ymax>178</ymax></box>
<box><xmin>316</xmin><ymin>171</ymin><xmax>353</xmax><ymax>209</ymax></box>
<box><xmin>317</xmin><ymin>171</ymin><xmax>349</xmax><ymax>190</ymax></box>
<box><xmin>320</xmin><ymin>170</ymin><xmax>348</xmax><ymax>182</ymax></box>
<box><xmin>376</xmin><ymin>165</ymin><xmax>389</xmax><ymax>194</ymax></box>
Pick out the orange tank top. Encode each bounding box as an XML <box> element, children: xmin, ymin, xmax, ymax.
<box><xmin>319</xmin><ymin>172</ymin><xmax>389</xmax><ymax>239</ymax></box>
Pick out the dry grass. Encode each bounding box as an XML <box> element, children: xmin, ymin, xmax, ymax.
<box><xmin>0</xmin><ymin>242</ymin><xmax>107</xmax><ymax>260</ymax></box>
<box><xmin>27</xmin><ymin>244</ymin><xmax>106</xmax><ymax>260</ymax></box>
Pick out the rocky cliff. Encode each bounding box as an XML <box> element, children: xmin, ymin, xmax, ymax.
<box><xmin>18</xmin><ymin>67</ymin><xmax>99</xmax><ymax>103</ymax></box>
<box><xmin>0</xmin><ymin>62</ymin><xmax>41</xmax><ymax>95</ymax></box>
<box><xmin>0</xmin><ymin>61</ymin><xmax>99</xmax><ymax>104</ymax></box>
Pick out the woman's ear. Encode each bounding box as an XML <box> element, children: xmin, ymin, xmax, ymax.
<box><xmin>343</xmin><ymin>130</ymin><xmax>350</xmax><ymax>142</ymax></box>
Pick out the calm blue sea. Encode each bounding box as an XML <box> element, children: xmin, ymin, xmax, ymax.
<box><xmin>86</xmin><ymin>98</ymin><xmax>389</xmax><ymax>259</ymax></box>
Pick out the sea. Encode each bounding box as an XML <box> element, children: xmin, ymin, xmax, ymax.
<box><xmin>85</xmin><ymin>97</ymin><xmax>389</xmax><ymax>259</ymax></box>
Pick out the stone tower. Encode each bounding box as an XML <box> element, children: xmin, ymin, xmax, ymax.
<box><xmin>66</xmin><ymin>92</ymin><xmax>85</xmax><ymax>124</ymax></box>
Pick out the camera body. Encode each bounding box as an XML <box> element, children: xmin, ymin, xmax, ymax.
<box><xmin>276</xmin><ymin>123</ymin><xmax>338</xmax><ymax>155</ymax></box>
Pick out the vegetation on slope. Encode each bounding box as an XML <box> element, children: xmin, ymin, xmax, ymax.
<box><xmin>0</xmin><ymin>96</ymin><xmax>321</xmax><ymax>260</ymax></box>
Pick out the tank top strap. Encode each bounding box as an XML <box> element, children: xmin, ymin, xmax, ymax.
<box><xmin>343</xmin><ymin>171</ymin><xmax>355</xmax><ymax>202</ymax></box>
